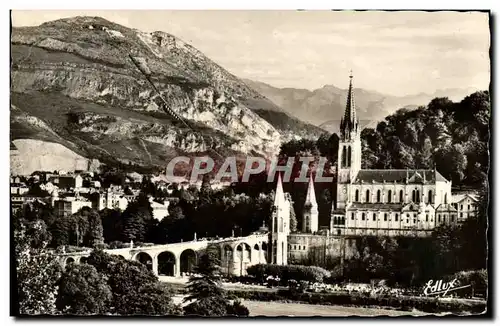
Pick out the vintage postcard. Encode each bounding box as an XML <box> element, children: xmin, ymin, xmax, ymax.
<box><xmin>10</xmin><ymin>10</ymin><xmax>490</xmax><ymax>317</ymax></box>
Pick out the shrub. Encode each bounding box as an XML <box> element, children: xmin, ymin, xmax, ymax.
<box><xmin>450</xmin><ymin>269</ymin><xmax>488</xmax><ymax>298</ymax></box>
<box><xmin>246</xmin><ymin>264</ymin><xmax>330</xmax><ymax>284</ymax></box>
<box><xmin>183</xmin><ymin>296</ymin><xmax>228</xmax><ymax>317</ymax></box>
<box><xmin>226</xmin><ymin>300</ymin><xmax>250</xmax><ymax>317</ymax></box>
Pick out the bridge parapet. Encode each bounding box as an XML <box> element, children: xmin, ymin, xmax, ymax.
<box><xmin>56</xmin><ymin>232</ymin><xmax>271</xmax><ymax>277</ymax></box>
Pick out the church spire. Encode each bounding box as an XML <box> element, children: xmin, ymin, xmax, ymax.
<box><xmin>340</xmin><ymin>71</ymin><xmax>359</xmax><ymax>140</ymax></box>
<box><xmin>305</xmin><ymin>176</ymin><xmax>317</xmax><ymax>207</ymax></box>
<box><xmin>274</xmin><ymin>173</ymin><xmax>285</xmax><ymax>206</ymax></box>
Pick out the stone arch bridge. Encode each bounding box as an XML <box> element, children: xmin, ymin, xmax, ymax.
<box><xmin>58</xmin><ymin>233</ymin><xmax>269</xmax><ymax>278</ymax></box>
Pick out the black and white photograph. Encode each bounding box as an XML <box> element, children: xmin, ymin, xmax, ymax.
<box><xmin>9</xmin><ymin>8</ymin><xmax>491</xmax><ymax>318</ymax></box>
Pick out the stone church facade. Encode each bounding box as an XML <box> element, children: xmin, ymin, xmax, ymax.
<box><xmin>268</xmin><ymin>74</ymin><xmax>473</xmax><ymax>267</ymax></box>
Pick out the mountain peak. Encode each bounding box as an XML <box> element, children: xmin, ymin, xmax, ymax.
<box><xmin>11</xmin><ymin>15</ymin><xmax>324</xmax><ymax>173</ymax></box>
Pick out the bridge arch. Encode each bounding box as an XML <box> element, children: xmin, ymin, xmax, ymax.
<box><xmin>80</xmin><ymin>256</ymin><xmax>88</xmax><ymax>264</ymax></box>
<box><xmin>235</xmin><ymin>242</ymin><xmax>251</xmax><ymax>262</ymax></box>
<box><xmin>157</xmin><ymin>251</ymin><xmax>176</xmax><ymax>276</ymax></box>
<box><xmin>65</xmin><ymin>257</ymin><xmax>75</xmax><ymax>265</ymax></box>
<box><xmin>134</xmin><ymin>252</ymin><xmax>153</xmax><ymax>271</ymax></box>
<box><xmin>180</xmin><ymin>249</ymin><xmax>197</xmax><ymax>276</ymax></box>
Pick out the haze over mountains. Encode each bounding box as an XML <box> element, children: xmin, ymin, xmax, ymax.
<box><xmin>10</xmin><ymin>16</ymin><xmax>323</xmax><ymax>175</ymax></box>
<box><xmin>244</xmin><ymin>79</ymin><xmax>479</xmax><ymax>134</ymax></box>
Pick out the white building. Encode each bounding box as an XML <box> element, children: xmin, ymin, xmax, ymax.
<box><xmin>150</xmin><ymin>198</ymin><xmax>170</xmax><ymax>220</ymax></box>
<box><xmin>331</xmin><ymin>74</ymin><xmax>456</xmax><ymax>237</ymax></box>
<box><xmin>97</xmin><ymin>191</ymin><xmax>129</xmax><ymax>211</ymax></box>
<box><xmin>452</xmin><ymin>193</ymin><xmax>479</xmax><ymax>222</ymax></box>
<box><xmin>54</xmin><ymin>197</ymin><xmax>92</xmax><ymax>218</ymax></box>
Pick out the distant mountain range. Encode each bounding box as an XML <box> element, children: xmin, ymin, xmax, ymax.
<box><xmin>243</xmin><ymin>79</ymin><xmax>479</xmax><ymax>134</ymax></box>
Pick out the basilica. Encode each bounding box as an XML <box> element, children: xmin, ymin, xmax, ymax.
<box><xmin>268</xmin><ymin>74</ymin><xmax>478</xmax><ymax>266</ymax></box>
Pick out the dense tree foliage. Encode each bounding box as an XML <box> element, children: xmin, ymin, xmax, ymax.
<box><xmin>15</xmin><ymin>223</ymin><xmax>62</xmax><ymax>315</ymax></box>
<box><xmin>121</xmin><ymin>194</ymin><xmax>153</xmax><ymax>242</ymax></box>
<box><xmin>361</xmin><ymin>92</ymin><xmax>490</xmax><ymax>187</ymax></box>
<box><xmin>85</xmin><ymin>250</ymin><xmax>181</xmax><ymax>315</ymax></box>
<box><xmin>56</xmin><ymin>263</ymin><xmax>112</xmax><ymax>314</ymax></box>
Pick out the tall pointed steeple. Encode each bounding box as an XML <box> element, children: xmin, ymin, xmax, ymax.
<box><xmin>305</xmin><ymin>177</ymin><xmax>317</xmax><ymax>207</ymax></box>
<box><xmin>340</xmin><ymin>71</ymin><xmax>359</xmax><ymax>141</ymax></box>
<box><xmin>274</xmin><ymin>173</ymin><xmax>285</xmax><ymax>207</ymax></box>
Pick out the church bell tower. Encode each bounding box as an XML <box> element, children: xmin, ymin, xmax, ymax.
<box><xmin>336</xmin><ymin>72</ymin><xmax>362</xmax><ymax>210</ymax></box>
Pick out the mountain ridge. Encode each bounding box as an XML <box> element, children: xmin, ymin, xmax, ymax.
<box><xmin>243</xmin><ymin>78</ymin><xmax>480</xmax><ymax>133</ymax></box>
<box><xmin>10</xmin><ymin>16</ymin><xmax>324</xmax><ymax>174</ymax></box>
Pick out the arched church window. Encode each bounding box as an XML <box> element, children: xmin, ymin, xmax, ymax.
<box><xmin>412</xmin><ymin>190</ymin><xmax>416</xmax><ymax>203</ymax></box>
<box><xmin>428</xmin><ymin>190</ymin><xmax>433</xmax><ymax>204</ymax></box>
<box><xmin>388</xmin><ymin>190</ymin><xmax>392</xmax><ymax>203</ymax></box>
<box><xmin>342</xmin><ymin>146</ymin><xmax>347</xmax><ymax>168</ymax></box>
<box><xmin>372</xmin><ymin>213</ymin><xmax>376</xmax><ymax>221</ymax></box>
<box><xmin>355</xmin><ymin>190</ymin><xmax>359</xmax><ymax>202</ymax></box>
<box><xmin>377</xmin><ymin>190</ymin><xmax>381</xmax><ymax>203</ymax></box>
<box><xmin>395</xmin><ymin>213</ymin><xmax>399</xmax><ymax>221</ymax></box>
<box><xmin>384</xmin><ymin>213</ymin><xmax>388</xmax><ymax>221</ymax></box>
<box><xmin>365</xmin><ymin>190</ymin><xmax>370</xmax><ymax>203</ymax></box>
<box><xmin>399</xmin><ymin>190</ymin><xmax>404</xmax><ymax>203</ymax></box>
<box><xmin>444</xmin><ymin>193</ymin><xmax>448</xmax><ymax>204</ymax></box>
<box><xmin>361</xmin><ymin>213</ymin><xmax>365</xmax><ymax>221</ymax></box>
<box><xmin>347</xmin><ymin>147</ymin><xmax>352</xmax><ymax>168</ymax></box>
<box><xmin>416</xmin><ymin>190</ymin><xmax>420</xmax><ymax>203</ymax></box>
<box><xmin>351</xmin><ymin>213</ymin><xmax>355</xmax><ymax>220</ymax></box>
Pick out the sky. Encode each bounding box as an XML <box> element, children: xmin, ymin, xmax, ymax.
<box><xmin>11</xmin><ymin>10</ymin><xmax>490</xmax><ymax>96</ymax></box>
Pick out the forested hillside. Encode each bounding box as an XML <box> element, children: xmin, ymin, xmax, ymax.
<box><xmin>361</xmin><ymin>91</ymin><xmax>490</xmax><ymax>188</ymax></box>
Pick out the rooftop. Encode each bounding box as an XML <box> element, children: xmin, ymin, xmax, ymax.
<box><xmin>353</xmin><ymin>169</ymin><xmax>448</xmax><ymax>184</ymax></box>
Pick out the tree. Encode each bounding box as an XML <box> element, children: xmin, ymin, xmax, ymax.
<box><xmin>23</xmin><ymin>219</ymin><xmax>52</xmax><ymax>249</ymax></box>
<box><xmin>100</xmin><ymin>208</ymin><xmax>123</xmax><ymax>243</ymax></box>
<box><xmin>417</xmin><ymin>137</ymin><xmax>433</xmax><ymax>168</ymax></box>
<box><xmin>15</xmin><ymin>223</ymin><xmax>62</xmax><ymax>315</ymax></box>
<box><xmin>56</xmin><ymin>264</ymin><xmax>112</xmax><ymax>315</ymax></box>
<box><xmin>85</xmin><ymin>250</ymin><xmax>177</xmax><ymax>315</ymax></box>
<box><xmin>85</xmin><ymin>209</ymin><xmax>104</xmax><ymax>247</ymax></box>
<box><xmin>289</xmin><ymin>203</ymin><xmax>297</xmax><ymax>233</ymax></box>
<box><xmin>183</xmin><ymin>245</ymin><xmax>248</xmax><ymax>316</ymax></box>
<box><xmin>121</xmin><ymin>196</ymin><xmax>152</xmax><ymax>242</ymax></box>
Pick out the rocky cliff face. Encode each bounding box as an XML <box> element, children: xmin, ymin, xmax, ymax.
<box><xmin>11</xmin><ymin>16</ymin><xmax>324</xmax><ymax>173</ymax></box>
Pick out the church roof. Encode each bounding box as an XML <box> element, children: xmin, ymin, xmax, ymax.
<box><xmin>435</xmin><ymin>203</ymin><xmax>458</xmax><ymax>212</ymax></box>
<box><xmin>348</xmin><ymin>203</ymin><xmax>403</xmax><ymax>211</ymax></box>
<box><xmin>451</xmin><ymin>193</ymin><xmax>479</xmax><ymax>203</ymax></box>
<box><xmin>352</xmin><ymin>169</ymin><xmax>448</xmax><ymax>184</ymax></box>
